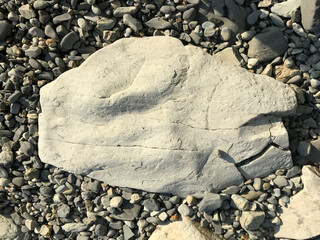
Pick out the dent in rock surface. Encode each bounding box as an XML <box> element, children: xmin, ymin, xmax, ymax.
<box><xmin>39</xmin><ymin>36</ymin><xmax>297</xmax><ymax>197</ymax></box>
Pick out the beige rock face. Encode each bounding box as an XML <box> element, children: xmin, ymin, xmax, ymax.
<box><xmin>39</xmin><ymin>36</ymin><xmax>297</xmax><ymax>197</ymax></box>
<box><xmin>275</xmin><ymin>165</ymin><xmax>320</xmax><ymax>239</ymax></box>
<box><xmin>0</xmin><ymin>214</ymin><xmax>20</xmax><ymax>240</ymax></box>
<box><xmin>149</xmin><ymin>217</ymin><xmax>221</xmax><ymax>240</ymax></box>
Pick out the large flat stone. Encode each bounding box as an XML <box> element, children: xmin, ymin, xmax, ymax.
<box><xmin>39</xmin><ymin>36</ymin><xmax>297</xmax><ymax>197</ymax></box>
<box><xmin>275</xmin><ymin>165</ymin><xmax>320</xmax><ymax>239</ymax></box>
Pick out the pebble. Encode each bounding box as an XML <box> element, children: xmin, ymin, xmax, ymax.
<box><xmin>231</xmin><ymin>194</ymin><xmax>249</xmax><ymax>211</ymax></box>
<box><xmin>297</xmin><ymin>141</ymin><xmax>311</xmax><ymax>157</ymax></box>
<box><xmin>62</xmin><ymin>223</ymin><xmax>87</xmax><ymax>232</ymax></box>
<box><xmin>19</xmin><ymin>4</ymin><xmax>36</xmax><ymax>19</ymax></box>
<box><xmin>97</xmin><ymin>18</ymin><xmax>116</xmax><ymax>30</ymax></box>
<box><xmin>95</xmin><ymin>224</ymin><xmax>108</xmax><ymax>236</ymax></box>
<box><xmin>292</xmin><ymin>23</ymin><xmax>308</xmax><ymax>38</ymax></box>
<box><xmin>198</xmin><ymin>192</ymin><xmax>223</xmax><ymax>214</ymax></box>
<box><xmin>220</xmin><ymin>27</ymin><xmax>231</xmax><ymax>41</ymax></box>
<box><xmin>123</xmin><ymin>14</ymin><xmax>142</xmax><ymax>32</ymax></box>
<box><xmin>57</xmin><ymin>204</ymin><xmax>70</xmax><ymax>218</ymax></box>
<box><xmin>183</xmin><ymin>8</ymin><xmax>196</xmax><ymax>22</ymax></box>
<box><xmin>0</xmin><ymin>21</ymin><xmax>12</xmax><ymax>41</ymax></box>
<box><xmin>12</xmin><ymin>177</ymin><xmax>25</xmax><ymax>187</ymax></box>
<box><xmin>269</xmin><ymin>13</ymin><xmax>285</xmax><ymax>27</ymax></box>
<box><xmin>60</xmin><ymin>32</ymin><xmax>79</xmax><ymax>51</ymax></box>
<box><xmin>25</xmin><ymin>46</ymin><xmax>42</xmax><ymax>58</ymax></box>
<box><xmin>273</xmin><ymin>175</ymin><xmax>288</xmax><ymax>187</ymax></box>
<box><xmin>113</xmin><ymin>6</ymin><xmax>138</xmax><ymax>17</ymax></box>
<box><xmin>247</xmin><ymin>58</ymin><xmax>259</xmax><ymax>68</ymax></box>
<box><xmin>19</xmin><ymin>141</ymin><xmax>34</xmax><ymax>156</ymax></box>
<box><xmin>33</xmin><ymin>0</ymin><xmax>49</xmax><ymax>10</ymax></box>
<box><xmin>110</xmin><ymin>196</ymin><xmax>123</xmax><ymax>208</ymax></box>
<box><xmin>146</xmin><ymin>17</ymin><xmax>172</xmax><ymax>29</ymax></box>
<box><xmin>178</xmin><ymin>204</ymin><xmax>193</xmax><ymax>216</ymax></box>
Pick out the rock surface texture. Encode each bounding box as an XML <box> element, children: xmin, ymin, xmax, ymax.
<box><xmin>39</xmin><ymin>36</ymin><xmax>297</xmax><ymax>197</ymax></box>
<box><xmin>275</xmin><ymin>165</ymin><xmax>320</xmax><ymax>239</ymax></box>
<box><xmin>149</xmin><ymin>216</ymin><xmax>221</xmax><ymax>240</ymax></box>
<box><xmin>301</xmin><ymin>0</ymin><xmax>320</xmax><ymax>32</ymax></box>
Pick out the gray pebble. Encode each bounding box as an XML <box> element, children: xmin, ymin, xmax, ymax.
<box><xmin>286</xmin><ymin>166</ymin><xmax>301</xmax><ymax>178</ymax></box>
<box><xmin>60</xmin><ymin>32</ymin><xmax>79</xmax><ymax>51</ymax></box>
<box><xmin>20</xmin><ymin>141</ymin><xmax>34</xmax><ymax>156</ymax></box>
<box><xmin>198</xmin><ymin>192</ymin><xmax>223</xmax><ymax>214</ymax></box>
<box><xmin>57</xmin><ymin>204</ymin><xmax>70</xmax><ymax>218</ymax></box>
<box><xmin>145</xmin><ymin>17</ymin><xmax>172</xmax><ymax>29</ymax></box>
<box><xmin>97</xmin><ymin>18</ymin><xmax>116</xmax><ymax>30</ymax></box>
<box><xmin>25</xmin><ymin>46</ymin><xmax>41</xmax><ymax>58</ymax></box>
<box><xmin>183</xmin><ymin>8</ymin><xmax>196</xmax><ymax>22</ymax></box>
<box><xmin>269</xmin><ymin>13</ymin><xmax>285</xmax><ymax>27</ymax></box>
<box><xmin>0</xmin><ymin>21</ymin><xmax>12</xmax><ymax>41</ymax></box>
<box><xmin>95</xmin><ymin>224</ymin><xmax>108</xmax><ymax>236</ymax></box>
<box><xmin>28</xmin><ymin>27</ymin><xmax>45</xmax><ymax>37</ymax></box>
<box><xmin>204</xmin><ymin>26</ymin><xmax>215</xmax><ymax>37</ymax></box>
<box><xmin>178</xmin><ymin>204</ymin><xmax>193</xmax><ymax>216</ymax></box>
<box><xmin>12</xmin><ymin>177</ymin><xmax>25</xmax><ymax>187</ymax></box>
<box><xmin>247</xmin><ymin>10</ymin><xmax>261</xmax><ymax>25</ymax></box>
<box><xmin>123</xmin><ymin>14</ymin><xmax>142</xmax><ymax>32</ymax></box>
<box><xmin>113</xmin><ymin>6</ymin><xmax>138</xmax><ymax>17</ymax></box>
<box><xmin>273</xmin><ymin>175</ymin><xmax>288</xmax><ymax>187</ymax></box>
<box><xmin>220</xmin><ymin>27</ymin><xmax>231</xmax><ymax>41</ymax></box>
<box><xmin>19</xmin><ymin>4</ymin><xmax>36</xmax><ymax>19</ymax></box>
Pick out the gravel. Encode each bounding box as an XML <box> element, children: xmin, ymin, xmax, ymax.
<box><xmin>0</xmin><ymin>0</ymin><xmax>319</xmax><ymax>239</ymax></box>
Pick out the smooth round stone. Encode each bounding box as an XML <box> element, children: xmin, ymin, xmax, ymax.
<box><xmin>241</xmin><ymin>30</ymin><xmax>256</xmax><ymax>41</ymax></box>
<box><xmin>272</xmin><ymin>188</ymin><xmax>281</xmax><ymax>198</ymax></box>
<box><xmin>12</xmin><ymin>177</ymin><xmax>24</xmax><ymax>187</ymax></box>
<box><xmin>286</xmin><ymin>75</ymin><xmax>302</xmax><ymax>84</ymax></box>
<box><xmin>19</xmin><ymin>142</ymin><xmax>34</xmax><ymax>156</ymax></box>
<box><xmin>253</xmin><ymin>178</ymin><xmax>262</xmax><ymax>191</ymax></box>
<box><xmin>273</xmin><ymin>176</ymin><xmax>288</xmax><ymax>187</ymax></box>
<box><xmin>269</xmin><ymin>13</ymin><xmax>284</xmax><ymax>27</ymax></box>
<box><xmin>247</xmin><ymin>58</ymin><xmax>259</xmax><ymax>68</ymax></box>
<box><xmin>110</xmin><ymin>196</ymin><xmax>123</xmax><ymax>208</ymax></box>
<box><xmin>220</xmin><ymin>27</ymin><xmax>231</xmax><ymax>41</ymax></box>
<box><xmin>177</xmin><ymin>204</ymin><xmax>193</xmax><ymax>216</ymax></box>
<box><xmin>204</xmin><ymin>26</ymin><xmax>215</xmax><ymax>37</ymax></box>
<box><xmin>160</xmin><ymin>5</ymin><xmax>175</xmax><ymax>14</ymax></box>
<box><xmin>202</xmin><ymin>21</ymin><xmax>215</xmax><ymax>29</ymax></box>
<box><xmin>33</xmin><ymin>0</ymin><xmax>49</xmax><ymax>9</ymax></box>
<box><xmin>182</xmin><ymin>8</ymin><xmax>196</xmax><ymax>22</ymax></box>
<box><xmin>311</xmin><ymin>78</ymin><xmax>320</xmax><ymax>88</ymax></box>
<box><xmin>0</xmin><ymin>166</ymin><xmax>8</xmax><ymax>178</ymax></box>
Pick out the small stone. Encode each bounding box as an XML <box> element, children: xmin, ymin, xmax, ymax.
<box><xmin>221</xmin><ymin>185</ymin><xmax>240</xmax><ymax>194</ymax></box>
<box><xmin>60</xmin><ymin>32</ymin><xmax>79</xmax><ymax>51</ymax></box>
<box><xmin>178</xmin><ymin>204</ymin><xmax>193</xmax><ymax>216</ymax></box>
<box><xmin>110</xmin><ymin>196</ymin><xmax>123</xmax><ymax>208</ymax></box>
<box><xmin>57</xmin><ymin>204</ymin><xmax>70</xmax><ymax>218</ymax></box>
<box><xmin>183</xmin><ymin>8</ymin><xmax>196</xmax><ymax>22</ymax></box>
<box><xmin>123</xmin><ymin>225</ymin><xmax>134</xmax><ymax>240</ymax></box>
<box><xmin>25</xmin><ymin>219</ymin><xmax>37</xmax><ymax>230</ymax></box>
<box><xmin>286</xmin><ymin>166</ymin><xmax>301</xmax><ymax>178</ymax></box>
<box><xmin>113</xmin><ymin>6</ymin><xmax>137</xmax><ymax>17</ymax></box>
<box><xmin>297</xmin><ymin>141</ymin><xmax>311</xmax><ymax>157</ymax></box>
<box><xmin>12</xmin><ymin>177</ymin><xmax>25</xmax><ymax>187</ymax></box>
<box><xmin>0</xmin><ymin>166</ymin><xmax>8</xmax><ymax>178</ymax></box>
<box><xmin>130</xmin><ymin>193</ymin><xmax>141</xmax><ymax>204</ymax></box>
<box><xmin>253</xmin><ymin>178</ymin><xmax>262</xmax><ymax>191</ymax></box>
<box><xmin>292</xmin><ymin>23</ymin><xmax>308</xmax><ymax>38</ymax></box>
<box><xmin>231</xmin><ymin>194</ymin><xmax>249</xmax><ymax>211</ymax></box>
<box><xmin>198</xmin><ymin>192</ymin><xmax>223</xmax><ymax>214</ymax></box>
<box><xmin>240</xmin><ymin>211</ymin><xmax>265</xmax><ymax>231</ymax></box>
<box><xmin>53</xmin><ymin>13</ymin><xmax>72</xmax><ymax>25</ymax></box>
<box><xmin>25</xmin><ymin>46</ymin><xmax>41</xmax><ymax>58</ymax></box>
<box><xmin>95</xmin><ymin>224</ymin><xmax>108</xmax><ymax>236</ymax></box>
<box><xmin>247</xmin><ymin>58</ymin><xmax>259</xmax><ymax>68</ymax></box>
<box><xmin>97</xmin><ymin>18</ymin><xmax>116</xmax><ymax>30</ymax></box>
<box><xmin>269</xmin><ymin>13</ymin><xmax>285</xmax><ymax>27</ymax></box>
<box><xmin>20</xmin><ymin>141</ymin><xmax>34</xmax><ymax>156</ymax></box>
<box><xmin>33</xmin><ymin>0</ymin><xmax>49</xmax><ymax>10</ymax></box>
<box><xmin>247</xmin><ymin>10</ymin><xmax>261</xmax><ymax>25</ymax></box>
<box><xmin>241</xmin><ymin>30</ymin><xmax>256</xmax><ymax>41</ymax></box>
<box><xmin>25</xmin><ymin>168</ymin><xmax>39</xmax><ymax>180</ymax></box>
<box><xmin>158</xmin><ymin>212</ymin><xmax>168</xmax><ymax>221</ymax></box>
<box><xmin>62</xmin><ymin>223</ymin><xmax>87</xmax><ymax>232</ymax></box>
<box><xmin>0</xmin><ymin>21</ymin><xmax>12</xmax><ymax>41</ymax></box>
<box><xmin>146</xmin><ymin>17</ymin><xmax>172</xmax><ymax>29</ymax></box>
<box><xmin>123</xmin><ymin>14</ymin><xmax>142</xmax><ymax>32</ymax></box>
<box><xmin>40</xmin><ymin>225</ymin><xmax>52</xmax><ymax>238</ymax></box>
<box><xmin>143</xmin><ymin>199</ymin><xmax>160</xmax><ymax>212</ymax></box>
<box><xmin>28</xmin><ymin>27</ymin><xmax>45</xmax><ymax>37</ymax></box>
<box><xmin>241</xmin><ymin>191</ymin><xmax>263</xmax><ymax>201</ymax></box>
<box><xmin>19</xmin><ymin>4</ymin><xmax>36</xmax><ymax>19</ymax></box>
<box><xmin>0</xmin><ymin>151</ymin><xmax>14</xmax><ymax>165</ymax></box>
<box><xmin>204</xmin><ymin>27</ymin><xmax>215</xmax><ymax>37</ymax></box>
<box><xmin>271</xmin><ymin>0</ymin><xmax>300</xmax><ymax>18</ymax></box>
<box><xmin>273</xmin><ymin>175</ymin><xmax>288</xmax><ymax>187</ymax></box>
<box><xmin>220</xmin><ymin>27</ymin><xmax>231</xmax><ymax>41</ymax></box>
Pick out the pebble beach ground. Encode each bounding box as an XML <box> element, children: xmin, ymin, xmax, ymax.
<box><xmin>1</xmin><ymin>0</ymin><xmax>320</xmax><ymax>239</ymax></box>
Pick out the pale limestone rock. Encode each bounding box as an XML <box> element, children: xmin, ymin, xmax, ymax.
<box><xmin>275</xmin><ymin>165</ymin><xmax>320</xmax><ymax>239</ymax></box>
<box><xmin>39</xmin><ymin>36</ymin><xmax>297</xmax><ymax>197</ymax></box>
<box><xmin>149</xmin><ymin>216</ymin><xmax>221</xmax><ymax>240</ymax></box>
<box><xmin>0</xmin><ymin>214</ymin><xmax>20</xmax><ymax>240</ymax></box>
